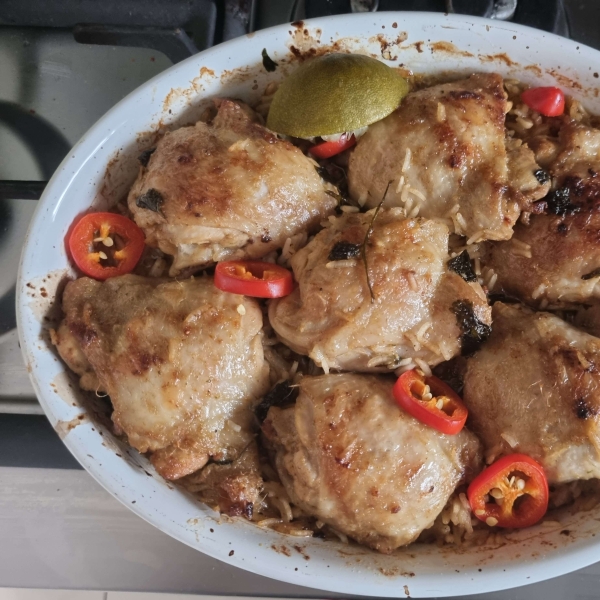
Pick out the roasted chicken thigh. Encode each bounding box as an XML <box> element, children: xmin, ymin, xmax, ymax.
<box><xmin>463</xmin><ymin>302</ymin><xmax>600</xmax><ymax>483</ymax></box>
<box><xmin>263</xmin><ymin>373</ymin><xmax>482</xmax><ymax>553</ymax></box>
<box><xmin>269</xmin><ymin>210</ymin><xmax>491</xmax><ymax>372</ymax></box>
<box><xmin>53</xmin><ymin>274</ymin><xmax>270</xmax><ymax>481</ymax></box>
<box><xmin>128</xmin><ymin>99</ymin><xmax>336</xmax><ymax>276</ymax></box>
<box><xmin>484</xmin><ymin>122</ymin><xmax>600</xmax><ymax>306</ymax></box>
<box><xmin>348</xmin><ymin>74</ymin><xmax>548</xmax><ymax>242</ymax></box>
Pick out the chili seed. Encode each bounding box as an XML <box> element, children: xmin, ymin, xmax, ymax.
<box><xmin>474</xmin><ymin>509</ymin><xmax>486</xmax><ymax>516</ymax></box>
<box><xmin>489</xmin><ymin>488</ymin><xmax>504</xmax><ymax>499</ymax></box>
<box><xmin>436</xmin><ymin>399</ymin><xmax>444</xmax><ymax>410</ymax></box>
<box><xmin>98</xmin><ymin>251</ymin><xmax>108</xmax><ymax>260</ymax></box>
<box><xmin>516</xmin><ymin>478</ymin><xmax>526</xmax><ymax>491</ymax></box>
<box><xmin>486</xmin><ymin>517</ymin><xmax>499</xmax><ymax>527</ymax></box>
<box><xmin>102</xmin><ymin>237</ymin><xmax>114</xmax><ymax>247</ymax></box>
<box><xmin>237</xmin><ymin>305</ymin><xmax>246</xmax><ymax>315</ymax></box>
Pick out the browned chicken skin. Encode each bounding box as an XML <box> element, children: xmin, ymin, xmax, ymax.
<box><xmin>53</xmin><ymin>275</ymin><xmax>270</xmax><ymax>481</ymax></box>
<box><xmin>269</xmin><ymin>210</ymin><xmax>491</xmax><ymax>372</ymax></box>
<box><xmin>485</xmin><ymin>121</ymin><xmax>600</xmax><ymax>306</ymax></box>
<box><xmin>263</xmin><ymin>373</ymin><xmax>482</xmax><ymax>553</ymax></box>
<box><xmin>128</xmin><ymin>99</ymin><xmax>336</xmax><ymax>276</ymax></box>
<box><xmin>484</xmin><ymin>206</ymin><xmax>600</xmax><ymax>306</ymax></box>
<box><xmin>348</xmin><ymin>74</ymin><xmax>549</xmax><ymax>242</ymax></box>
<box><xmin>181</xmin><ymin>442</ymin><xmax>263</xmax><ymax>518</ymax></box>
<box><xmin>463</xmin><ymin>302</ymin><xmax>600</xmax><ymax>484</ymax></box>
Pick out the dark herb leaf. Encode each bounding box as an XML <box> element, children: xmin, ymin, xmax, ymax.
<box><xmin>447</xmin><ymin>251</ymin><xmax>477</xmax><ymax>283</ymax></box>
<box><xmin>138</xmin><ymin>148</ymin><xmax>156</xmax><ymax>167</ymax></box>
<box><xmin>582</xmin><ymin>267</ymin><xmax>600</xmax><ymax>281</ymax></box>
<box><xmin>261</xmin><ymin>48</ymin><xmax>278</xmax><ymax>72</ymax></box>
<box><xmin>534</xmin><ymin>169</ymin><xmax>550</xmax><ymax>185</ymax></box>
<box><xmin>317</xmin><ymin>163</ymin><xmax>350</xmax><ymax>204</ymax></box>
<box><xmin>255</xmin><ymin>380</ymin><xmax>299</xmax><ymax>423</ymax></box>
<box><xmin>136</xmin><ymin>188</ymin><xmax>164</xmax><ymax>214</ymax></box>
<box><xmin>546</xmin><ymin>187</ymin><xmax>580</xmax><ymax>216</ymax></box>
<box><xmin>452</xmin><ymin>299</ymin><xmax>492</xmax><ymax>356</ymax></box>
<box><xmin>329</xmin><ymin>241</ymin><xmax>361</xmax><ymax>261</ymax></box>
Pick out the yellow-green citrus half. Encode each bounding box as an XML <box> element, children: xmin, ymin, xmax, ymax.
<box><xmin>266</xmin><ymin>53</ymin><xmax>409</xmax><ymax>138</ymax></box>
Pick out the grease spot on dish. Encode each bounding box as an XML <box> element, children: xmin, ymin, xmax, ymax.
<box><xmin>546</xmin><ymin>69</ymin><xmax>583</xmax><ymax>90</ymax></box>
<box><xmin>525</xmin><ymin>64</ymin><xmax>543</xmax><ymax>77</ymax></box>
<box><xmin>293</xmin><ymin>544</ymin><xmax>310</xmax><ymax>560</ymax></box>
<box><xmin>368</xmin><ymin>32</ymin><xmax>409</xmax><ymax>60</ymax></box>
<box><xmin>25</xmin><ymin>269</ymin><xmax>71</xmax><ymax>324</ymax></box>
<box><xmin>271</xmin><ymin>544</ymin><xmax>291</xmax><ymax>556</ymax></box>
<box><xmin>429</xmin><ymin>41</ymin><xmax>474</xmax><ymax>58</ymax></box>
<box><xmin>479</xmin><ymin>53</ymin><xmax>518</xmax><ymax>67</ymax></box>
<box><xmin>54</xmin><ymin>413</ymin><xmax>88</xmax><ymax>439</ymax></box>
<box><xmin>51</xmin><ymin>370</ymin><xmax>81</xmax><ymax>406</ymax></box>
<box><xmin>162</xmin><ymin>67</ymin><xmax>215</xmax><ymax>113</ymax></box>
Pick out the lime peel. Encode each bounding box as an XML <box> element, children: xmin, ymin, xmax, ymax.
<box><xmin>266</xmin><ymin>53</ymin><xmax>409</xmax><ymax>138</ymax></box>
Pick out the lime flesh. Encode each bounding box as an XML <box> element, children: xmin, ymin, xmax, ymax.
<box><xmin>266</xmin><ymin>53</ymin><xmax>409</xmax><ymax>138</ymax></box>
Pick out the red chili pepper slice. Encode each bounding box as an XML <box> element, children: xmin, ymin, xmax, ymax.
<box><xmin>214</xmin><ymin>260</ymin><xmax>294</xmax><ymax>298</ymax></box>
<box><xmin>309</xmin><ymin>134</ymin><xmax>356</xmax><ymax>159</ymax></box>
<box><xmin>521</xmin><ymin>86</ymin><xmax>565</xmax><ymax>117</ymax></box>
<box><xmin>467</xmin><ymin>454</ymin><xmax>549</xmax><ymax>529</ymax></box>
<box><xmin>68</xmin><ymin>212</ymin><xmax>145</xmax><ymax>280</ymax></box>
<box><xmin>393</xmin><ymin>369</ymin><xmax>468</xmax><ymax>435</ymax></box>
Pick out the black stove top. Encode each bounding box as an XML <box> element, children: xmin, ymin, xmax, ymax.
<box><xmin>304</xmin><ymin>0</ymin><xmax>568</xmax><ymax>37</ymax></box>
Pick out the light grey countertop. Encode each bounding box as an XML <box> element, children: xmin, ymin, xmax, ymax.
<box><xmin>1</xmin><ymin>462</ymin><xmax>600</xmax><ymax>599</ymax></box>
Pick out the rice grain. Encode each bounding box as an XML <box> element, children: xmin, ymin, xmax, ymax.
<box><xmin>402</xmin><ymin>147</ymin><xmax>412</xmax><ymax>173</ymax></box>
<box><xmin>408</xmin><ymin>203</ymin><xmax>421</xmax><ymax>218</ymax></box>
<box><xmin>395</xmin><ymin>175</ymin><xmax>405</xmax><ymax>194</ymax></box>
<box><xmin>409</xmin><ymin>187</ymin><xmax>427</xmax><ymax>202</ymax></box>
<box><xmin>414</xmin><ymin>358</ymin><xmax>432</xmax><ymax>376</ymax></box>
<box><xmin>326</xmin><ymin>259</ymin><xmax>357</xmax><ymax>269</ymax></box>
<box><xmin>467</xmin><ymin>230</ymin><xmax>485</xmax><ymax>245</ymax></box>
<box><xmin>395</xmin><ymin>362</ymin><xmax>417</xmax><ymax>376</ymax></box>
<box><xmin>416</xmin><ymin>320</ymin><xmax>431</xmax><ymax>341</ymax></box>
<box><xmin>437</xmin><ymin>102</ymin><xmax>446</xmax><ymax>122</ymax></box>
